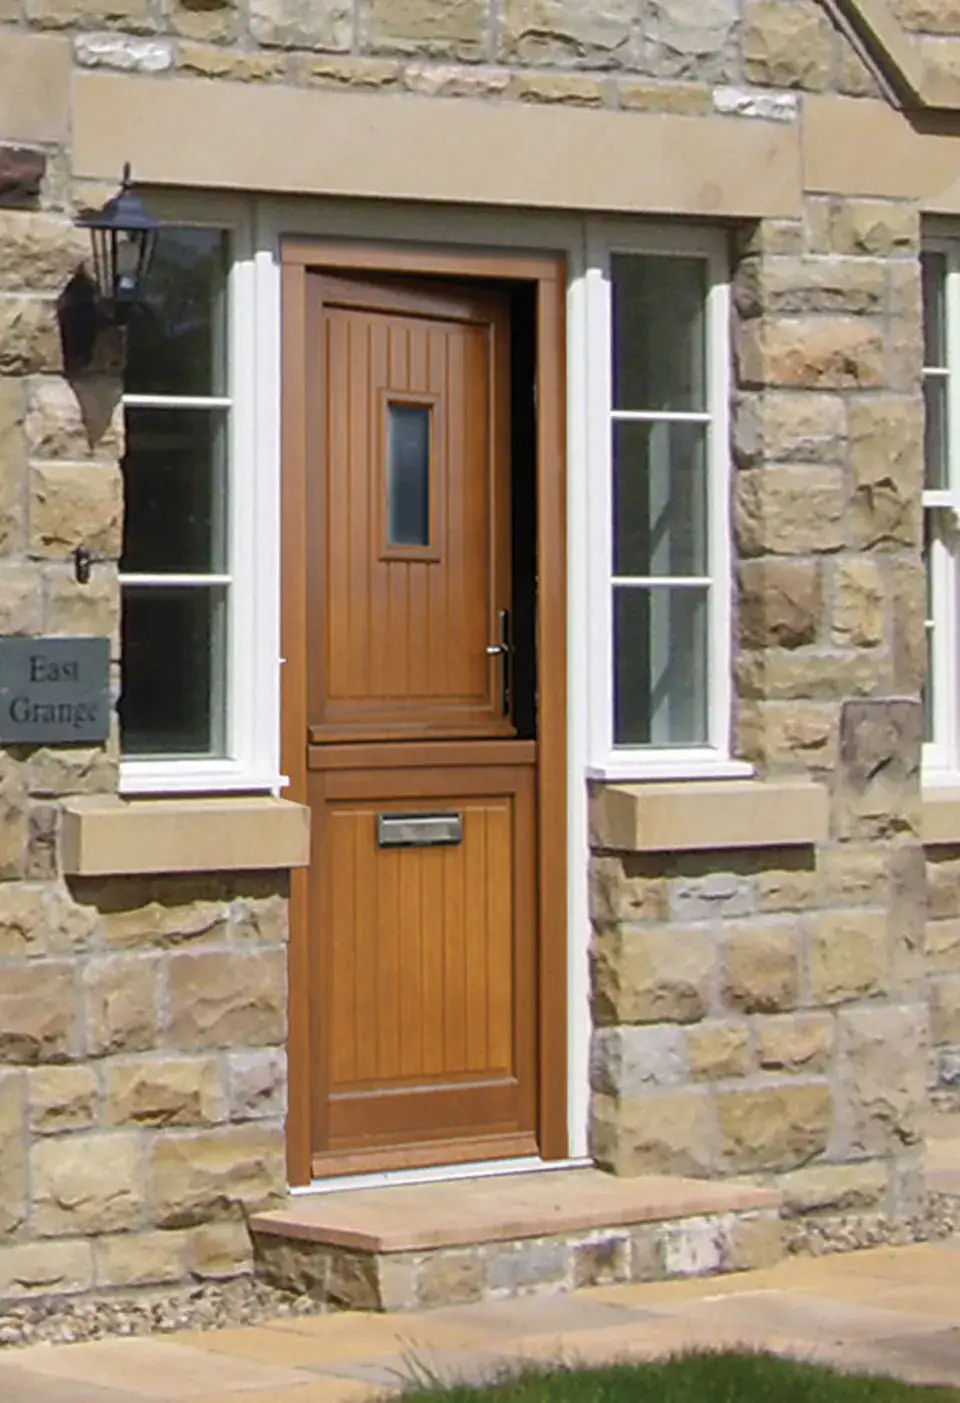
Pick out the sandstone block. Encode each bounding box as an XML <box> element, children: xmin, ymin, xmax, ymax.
<box><xmin>737</xmin><ymin>318</ymin><xmax>885</xmax><ymax>391</ymax></box>
<box><xmin>29</xmin><ymin>462</ymin><xmax>123</xmax><ymax>559</ymax></box>
<box><xmin>754</xmin><ymin>860</ymin><xmax>818</xmax><ymax>913</ymax></box>
<box><xmin>227</xmin><ymin>1049</ymin><xmax>287</xmax><ymax>1120</ymax></box>
<box><xmin>26</xmin><ymin>803</ymin><xmax>58</xmax><ymax>881</ymax></box>
<box><xmin>810</xmin><ymin>911</ymin><xmax>888</xmax><ymax>1005</ymax></box>
<box><xmin>24</xmin><ymin>375</ymin><xmax>120</xmax><ymax>458</ymax></box>
<box><xmin>0</xmin><ymin>751</ymin><xmax>26</xmax><ymax>880</ymax></box>
<box><xmin>185</xmin><ymin>1219</ymin><xmax>253</xmax><ymax>1280</ymax></box>
<box><xmin>95</xmin><ymin>1229</ymin><xmax>187</xmax><ymax>1288</ymax></box>
<box><xmin>150</xmin><ymin>1125</ymin><xmax>286</xmax><ymax>1227</ymax></box>
<box><xmin>840</xmin><ymin>1005</ymin><xmax>926</xmax><ymax>1153</ymax></box>
<box><xmin>733</xmin><ymin>392</ymin><xmax>846</xmax><ymax>467</ymax></box>
<box><xmin>166</xmin><ymin>0</ymin><xmax>238</xmax><ymax>41</ymax></box>
<box><xmin>499</xmin><ymin>0</ymin><xmax>632</xmax><ymax>66</ymax></box>
<box><xmin>647</xmin><ymin>0</ymin><xmax>738</xmax><ymax>81</ymax></box>
<box><xmin>105</xmin><ymin>1056</ymin><xmax>225</xmax><ymax>1127</ymax></box>
<box><xmin>838</xmin><ymin>35</ymin><xmax>881</xmax><ymax>97</ymax></box>
<box><xmin>402</xmin><ymin>62</ymin><xmax>511</xmax><ymax>98</ymax></box>
<box><xmin>722</xmin><ymin>1213</ymin><xmax>785</xmax><ymax>1271</ymax></box>
<box><xmin>513</xmin><ymin>74</ymin><xmax>607</xmax><ymax>105</ymax></box>
<box><xmin>755</xmin><ymin>1014</ymin><xmax>833</xmax><ymax>1073</ymax></box>
<box><xmin>45</xmin><ymin>566</ymin><xmax>119</xmax><ymax>640</ymax></box>
<box><xmin>928</xmin><ymin>919</ymin><xmax>960</xmax><ymax>974</ymax></box>
<box><xmin>305</xmin><ymin>56</ymin><xmax>402</xmax><ymax>87</ymax></box>
<box><xmin>248</xmin><ymin>0</ymin><xmax>350</xmax><ymax>49</ymax></box>
<box><xmin>418</xmin><ymin>1250</ymin><xmax>485</xmax><ymax>1307</ymax></box>
<box><xmin>736</xmin><ymin>649</ymin><xmax>882</xmax><ymax>703</ymax></box>
<box><xmin>571</xmin><ymin>1233</ymin><xmax>630</xmax><ymax>1288</ymax></box>
<box><xmin>0</xmin><ymin>565</ymin><xmax>39</xmax><ymax>634</ymax></box>
<box><xmin>28</xmin><ymin>1065</ymin><xmax>97</xmax><ymax>1134</ymax></box>
<box><xmin>808</xmin><ymin>199</ymin><xmax>920</xmax><ymax>257</ymax></box>
<box><xmin>667</xmin><ymin>873</ymin><xmax>754</xmax><ymax>923</ymax></box>
<box><xmin>819</xmin><ymin>846</ymin><xmax>889</xmax><ymax>908</ymax></box>
<box><xmin>717</xmin><ymin>1083</ymin><xmax>832</xmax><ymax>1171</ymax></box>
<box><xmin>74</xmin><ymin>33</ymin><xmax>173</xmax><ymax>70</ymax></box>
<box><xmin>84</xmin><ymin>955</ymin><xmax>159</xmax><ymax>1055</ymax></box>
<box><xmin>737</xmin><ymin>222</ymin><xmax>804</xmax><ymax>259</ymax></box>
<box><xmin>26</xmin><ymin>745</ymin><xmax>117</xmax><ymax>797</ymax></box>
<box><xmin>0</xmin><ymin>1240</ymin><xmax>93</xmax><ymax>1299</ymax></box>
<box><xmin>895</xmin><ymin>0</ymin><xmax>960</xmax><ymax>32</ymax></box>
<box><xmin>0</xmin><ymin>882</ymin><xmax>99</xmax><ymax>959</ymax></box>
<box><xmin>0</xmin><ymin>1073</ymin><xmax>25</xmax><ymax>1237</ymax></box>
<box><xmin>722</xmin><ymin>921</ymin><xmax>799</xmax><ymax>1013</ymax></box>
<box><xmin>931</xmin><ymin>977</ymin><xmax>960</xmax><ymax>1044</ymax></box>
<box><xmin>0</xmin><ymin>147</ymin><xmax>45</xmax><ymax>208</ymax></box>
<box><xmin>590</xmin><ymin>1025</ymin><xmax>688</xmax><ymax>1096</ymax></box>
<box><xmin>686</xmin><ymin>1022</ymin><xmax>751</xmax><ymax>1080</ymax></box>
<box><xmin>735</xmin><ymin>466</ymin><xmax>845</xmax><ymax>557</ymax></box>
<box><xmin>0</xmin><ymin>379</ymin><xmax>25</xmax><ymax>553</ymax></box>
<box><xmin>834</xmin><ymin>699</ymin><xmax>921</xmax><ymax>841</ymax></box>
<box><xmin>617</xmin><ymin>79</ymin><xmax>709</xmax><ymax>114</ymax></box>
<box><xmin>591</xmin><ymin>1090</ymin><xmax>714</xmax><ymax>1177</ymax></box>
<box><xmin>737</xmin><ymin>701</ymin><xmax>837</xmax><ymax>774</ymax></box>
<box><xmin>779</xmin><ymin>1161</ymin><xmax>887</xmax><ymax>1216</ymax></box>
<box><xmin>363</xmin><ymin>0</ymin><xmax>486</xmax><ymax>58</ymax></box>
<box><xmin>738</xmin><ymin>559</ymin><xmax>821</xmax><ymax>650</ymax></box>
<box><xmin>589</xmin><ymin>856</ymin><xmax>667</xmax><ymax>926</ymax></box>
<box><xmin>591</xmin><ymin>926</ymin><xmax>713</xmax><ymax>1026</ymax></box>
<box><xmin>32</xmin><ymin>1132</ymin><xmax>143</xmax><ymax>1235</ymax></box>
<box><xmin>660</xmin><ymin>1215</ymin><xmax>724</xmax><ymax>1277</ymax></box>
<box><xmin>177</xmin><ymin>43</ymin><xmax>285</xmax><ymax>79</ymax></box>
<box><xmin>736</xmin><ymin>258</ymin><xmax>886</xmax><ymax>319</ymax></box>
<box><xmin>743</xmin><ymin>0</ymin><xmax>833</xmax><ymax>90</ymax></box>
<box><xmin>832</xmin><ymin>558</ymin><xmax>885</xmax><ymax>648</ymax></box>
<box><xmin>847</xmin><ymin>398</ymin><xmax>922</xmax><ymax>551</ymax></box>
<box><xmin>102</xmin><ymin>891</ymin><xmax>230</xmax><ymax>948</ymax></box>
<box><xmin>0</xmin><ymin>298</ymin><xmax>62</xmax><ymax>374</ymax></box>
<box><xmin>890</xmin><ymin>557</ymin><xmax>925</xmax><ymax>695</ymax></box>
<box><xmin>165</xmin><ymin>949</ymin><xmax>286</xmax><ymax>1049</ymax></box>
<box><xmin>229</xmin><ymin>891</ymin><xmax>289</xmax><ymax>944</ymax></box>
<box><xmin>0</xmin><ymin>963</ymin><xmax>78</xmax><ymax>1062</ymax></box>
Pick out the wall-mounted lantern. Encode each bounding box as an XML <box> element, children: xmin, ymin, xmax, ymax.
<box><xmin>75</xmin><ymin>163</ymin><xmax>162</xmax><ymax>323</ymax></box>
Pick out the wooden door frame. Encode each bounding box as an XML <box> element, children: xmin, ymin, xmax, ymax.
<box><xmin>281</xmin><ymin>237</ymin><xmax>567</xmax><ymax>1187</ymax></box>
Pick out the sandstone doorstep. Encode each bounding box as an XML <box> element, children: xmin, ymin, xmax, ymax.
<box><xmin>250</xmin><ymin>1168</ymin><xmax>782</xmax><ymax>1311</ymax></box>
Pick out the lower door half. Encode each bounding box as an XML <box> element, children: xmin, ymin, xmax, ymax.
<box><xmin>308</xmin><ymin>755</ymin><xmax>538</xmax><ymax>1175</ymax></box>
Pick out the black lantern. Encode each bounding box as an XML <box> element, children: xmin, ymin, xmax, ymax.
<box><xmin>76</xmin><ymin>163</ymin><xmax>162</xmax><ymax>322</ymax></box>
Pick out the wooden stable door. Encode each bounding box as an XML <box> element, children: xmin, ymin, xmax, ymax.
<box><xmin>304</xmin><ymin>272</ymin><xmax>540</xmax><ymax>1176</ymax></box>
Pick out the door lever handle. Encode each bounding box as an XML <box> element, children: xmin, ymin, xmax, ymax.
<box><xmin>486</xmin><ymin>609</ymin><xmax>511</xmax><ymax>716</ymax></box>
<box><xmin>486</xmin><ymin>644</ymin><xmax>507</xmax><ymax>656</ymax></box>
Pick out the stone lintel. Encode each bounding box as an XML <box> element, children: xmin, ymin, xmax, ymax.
<box><xmin>60</xmin><ymin>795</ymin><xmax>310</xmax><ymax>875</ymax></box>
<box><xmin>591</xmin><ymin>780</ymin><xmax>829</xmax><ymax>855</ymax></box>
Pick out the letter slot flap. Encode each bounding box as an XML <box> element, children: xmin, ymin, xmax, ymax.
<box><xmin>377</xmin><ymin>812</ymin><xmax>463</xmax><ymax>848</ymax></box>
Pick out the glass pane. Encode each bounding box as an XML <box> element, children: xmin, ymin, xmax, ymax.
<box><xmin>613</xmin><ymin>586</ymin><xmax>709</xmax><ymax>747</ymax></box>
<box><xmin>923</xmin><ymin>251</ymin><xmax>947</xmax><ymax>368</ymax></box>
<box><xmin>613</xmin><ymin>421</ymin><xmax>707</xmax><ymax>577</ymax></box>
<box><xmin>925</xmin><ymin>374</ymin><xmax>949</xmax><ymax>491</ymax></box>
<box><xmin>612</xmin><ymin>254</ymin><xmax>707</xmax><ymax>412</ymax></box>
<box><xmin>387</xmin><ymin>404</ymin><xmax>430</xmax><ymax>548</ymax></box>
<box><xmin>120</xmin><ymin>586</ymin><xmax>227</xmax><ymax>756</ymax></box>
<box><xmin>122</xmin><ymin>407</ymin><xmax>227</xmax><ymax>574</ymax></box>
<box><xmin>124</xmin><ymin>228</ymin><xmax>228</xmax><ymax>397</ymax></box>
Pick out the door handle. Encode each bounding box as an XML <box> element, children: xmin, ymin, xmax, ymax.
<box><xmin>486</xmin><ymin>609</ymin><xmax>511</xmax><ymax>716</ymax></box>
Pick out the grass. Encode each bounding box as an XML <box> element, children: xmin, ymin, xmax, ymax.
<box><xmin>399</xmin><ymin>1351</ymin><xmax>960</xmax><ymax>1403</ymax></box>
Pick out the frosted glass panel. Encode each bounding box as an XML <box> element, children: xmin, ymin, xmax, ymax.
<box><xmin>387</xmin><ymin>404</ymin><xmax>431</xmax><ymax>548</ymax></box>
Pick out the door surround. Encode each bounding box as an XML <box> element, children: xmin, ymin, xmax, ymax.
<box><xmin>280</xmin><ymin>236</ymin><xmax>568</xmax><ymax>1187</ymax></box>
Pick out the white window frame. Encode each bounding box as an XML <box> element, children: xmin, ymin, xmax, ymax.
<box><xmin>923</xmin><ymin>236</ymin><xmax>960</xmax><ymax>785</ymax></box>
<box><xmin>584</xmin><ymin>220</ymin><xmax>747</xmax><ymax>782</ymax></box>
<box><xmin>119</xmin><ymin>200</ymin><xmax>282</xmax><ymax>795</ymax></box>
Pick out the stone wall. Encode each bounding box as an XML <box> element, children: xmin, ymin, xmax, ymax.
<box><xmin>589</xmin><ymin>193</ymin><xmax>928</xmax><ymax>1224</ymax></box>
<box><xmin>927</xmin><ymin>845</ymin><xmax>960</xmax><ymax>1111</ymax></box>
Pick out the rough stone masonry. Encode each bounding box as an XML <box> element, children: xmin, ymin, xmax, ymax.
<box><xmin>0</xmin><ymin>0</ymin><xmax>951</xmax><ymax>1305</ymax></box>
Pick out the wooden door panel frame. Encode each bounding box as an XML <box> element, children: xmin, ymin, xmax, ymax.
<box><xmin>281</xmin><ymin>236</ymin><xmax>567</xmax><ymax>1187</ymax></box>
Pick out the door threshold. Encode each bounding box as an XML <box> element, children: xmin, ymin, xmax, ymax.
<box><xmin>291</xmin><ymin>1154</ymin><xmax>591</xmax><ymax>1197</ymax></box>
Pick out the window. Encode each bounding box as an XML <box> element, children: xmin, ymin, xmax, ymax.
<box><xmin>119</xmin><ymin>218</ymin><xmax>279</xmax><ymax>793</ymax></box>
<box><xmin>922</xmin><ymin>242</ymin><xmax>960</xmax><ymax>778</ymax></box>
<box><xmin>586</xmin><ymin>224</ymin><xmax>742</xmax><ymax>780</ymax></box>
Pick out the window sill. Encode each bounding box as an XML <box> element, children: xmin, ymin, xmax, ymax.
<box><xmin>590</xmin><ymin>777</ymin><xmax>828</xmax><ymax>854</ymax></box>
<box><xmin>587</xmin><ymin>757</ymin><xmax>755</xmax><ymax>783</ymax></box>
<box><xmin>119</xmin><ymin>759</ymin><xmax>285</xmax><ymax>796</ymax></box>
<box><xmin>922</xmin><ymin>783</ymin><xmax>960</xmax><ymax>845</ymax></box>
<box><xmin>61</xmin><ymin>795</ymin><xmax>311</xmax><ymax>876</ymax></box>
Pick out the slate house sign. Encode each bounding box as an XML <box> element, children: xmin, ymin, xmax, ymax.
<box><xmin>0</xmin><ymin>638</ymin><xmax>111</xmax><ymax>744</ymax></box>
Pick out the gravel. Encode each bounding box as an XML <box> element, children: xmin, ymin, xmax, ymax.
<box><xmin>0</xmin><ymin>1275</ymin><xmax>328</xmax><ymax>1349</ymax></box>
<box><xmin>1</xmin><ymin>1195</ymin><xmax>958</xmax><ymax>1352</ymax></box>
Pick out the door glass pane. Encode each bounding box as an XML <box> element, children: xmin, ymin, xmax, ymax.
<box><xmin>387</xmin><ymin>404</ymin><xmax>430</xmax><ymax>548</ymax></box>
<box><xmin>923</xmin><ymin>252</ymin><xmax>947</xmax><ymax>368</ymax></box>
<box><xmin>613</xmin><ymin>421</ymin><xmax>707</xmax><ymax>577</ymax></box>
<box><xmin>122</xmin><ymin>407</ymin><xmax>228</xmax><ymax>573</ymax></box>
<box><xmin>925</xmin><ymin>375</ymin><xmax>949</xmax><ymax>491</ymax></box>
<box><xmin>614</xmin><ymin>586</ymin><xmax>709</xmax><ymax>746</ymax></box>
<box><xmin>120</xmin><ymin>586</ymin><xmax>227</xmax><ymax>756</ymax></box>
<box><xmin>612</xmin><ymin>254</ymin><xmax>707</xmax><ymax>412</ymax></box>
<box><xmin>124</xmin><ymin>229</ymin><xmax>228</xmax><ymax>397</ymax></box>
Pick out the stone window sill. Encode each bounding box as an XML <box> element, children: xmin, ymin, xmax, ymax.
<box><xmin>61</xmin><ymin>795</ymin><xmax>310</xmax><ymax>876</ymax></box>
<box><xmin>922</xmin><ymin>787</ymin><xmax>960</xmax><ymax>846</ymax></box>
<box><xmin>590</xmin><ymin>779</ymin><xmax>828</xmax><ymax>854</ymax></box>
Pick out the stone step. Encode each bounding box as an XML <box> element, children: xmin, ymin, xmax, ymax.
<box><xmin>250</xmin><ymin>1168</ymin><xmax>783</xmax><ymax>1312</ymax></box>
